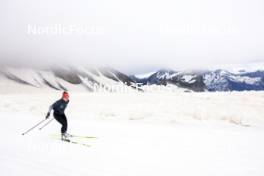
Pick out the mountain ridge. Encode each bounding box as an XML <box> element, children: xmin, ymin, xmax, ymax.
<box><xmin>1</xmin><ymin>65</ymin><xmax>264</xmax><ymax>92</ymax></box>
<box><xmin>130</xmin><ymin>68</ymin><xmax>264</xmax><ymax>92</ymax></box>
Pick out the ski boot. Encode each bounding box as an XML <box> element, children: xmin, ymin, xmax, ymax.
<box><xmin>61</xmin><ymin>133</ymin><xmax>70</xmax><ymax>142</ymax></box>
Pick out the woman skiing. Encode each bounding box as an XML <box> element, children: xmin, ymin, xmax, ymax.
<box><xmin>46</xmin><ymin>91</ymin><xmax>70</xmax><ymax>141</ymax></box>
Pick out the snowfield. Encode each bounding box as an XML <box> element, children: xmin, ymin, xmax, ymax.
<box><xmin>1</xmin><ymin>90</ymin><xmax>264</xmax><ymax>176</ymax></box>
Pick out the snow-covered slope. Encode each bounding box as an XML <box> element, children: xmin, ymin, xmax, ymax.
<box><xmin>134</xmin><ymin>71</ymin><xmax>156</xmax><ymax>79</ymax></box>
<box><xmin>1</xmin><ymin>92</ymin><xmax>264</xmax><ymax>176</ymax></box>
<box><xmin>0</xmin><ymin>66</ymin><xmax>137</xmax><ymax>93</ymax></box>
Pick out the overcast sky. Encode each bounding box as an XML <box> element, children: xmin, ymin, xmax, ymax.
<box><xmin>0</xmin><ymin>0</ymin><xmax>263</xmax><ymax>74</ymax></box>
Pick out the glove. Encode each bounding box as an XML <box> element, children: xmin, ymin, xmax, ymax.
<box><xmin>46</xmin><ymin>112</ymin><xmax>50</xmax><ymax>119</ymax></box>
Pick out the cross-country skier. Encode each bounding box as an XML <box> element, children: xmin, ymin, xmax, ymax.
<box><xmin>46</xmin><ymin>91</ymin><xmax>70</xmax><ymax>141</ymax></box>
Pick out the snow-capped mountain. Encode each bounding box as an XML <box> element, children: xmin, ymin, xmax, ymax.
<box><xmin>204</xmin><ymin>70</ymin><xmax>264</xmax><ymax>91</ymax></box>
<box><xmin>0</xmin><ymin>66</ymin><xmax>137</xmax><ymax>93</ymax></box>
<box><xmin>1</xmin><ymin>64</ymin><xmax>264</xmax><ymax>93</ymax></box>
<box><xmin>131</xmin><ymin>68</ymin><xmax>264</xmax><ymax>92</ymax></box>
<box><xmin>131</xmin><ymin>69</ymin><xmax>206</xmax><ymax>92</ymax></box>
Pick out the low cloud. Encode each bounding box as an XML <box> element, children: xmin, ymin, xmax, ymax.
<box><xmin>0</xmin><ymin>0</ymin><xmax>263</xmax><ymax>73</ymax></box>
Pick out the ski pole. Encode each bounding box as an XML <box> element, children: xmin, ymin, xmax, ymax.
<box><xmin>22</xmin><ymin>119</ymin><xmax>47</xmax><ymax>135</ymax></box>
<box><xmin>39</xmin><ymin>118</ymin><xmax>54</xmax><ymax>130</ymax></box>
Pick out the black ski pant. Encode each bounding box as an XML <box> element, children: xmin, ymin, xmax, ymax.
<box><xmin>53</xmin><ymin>112</ymin><xmax>68</xmax><ymax>134</ymax></box>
